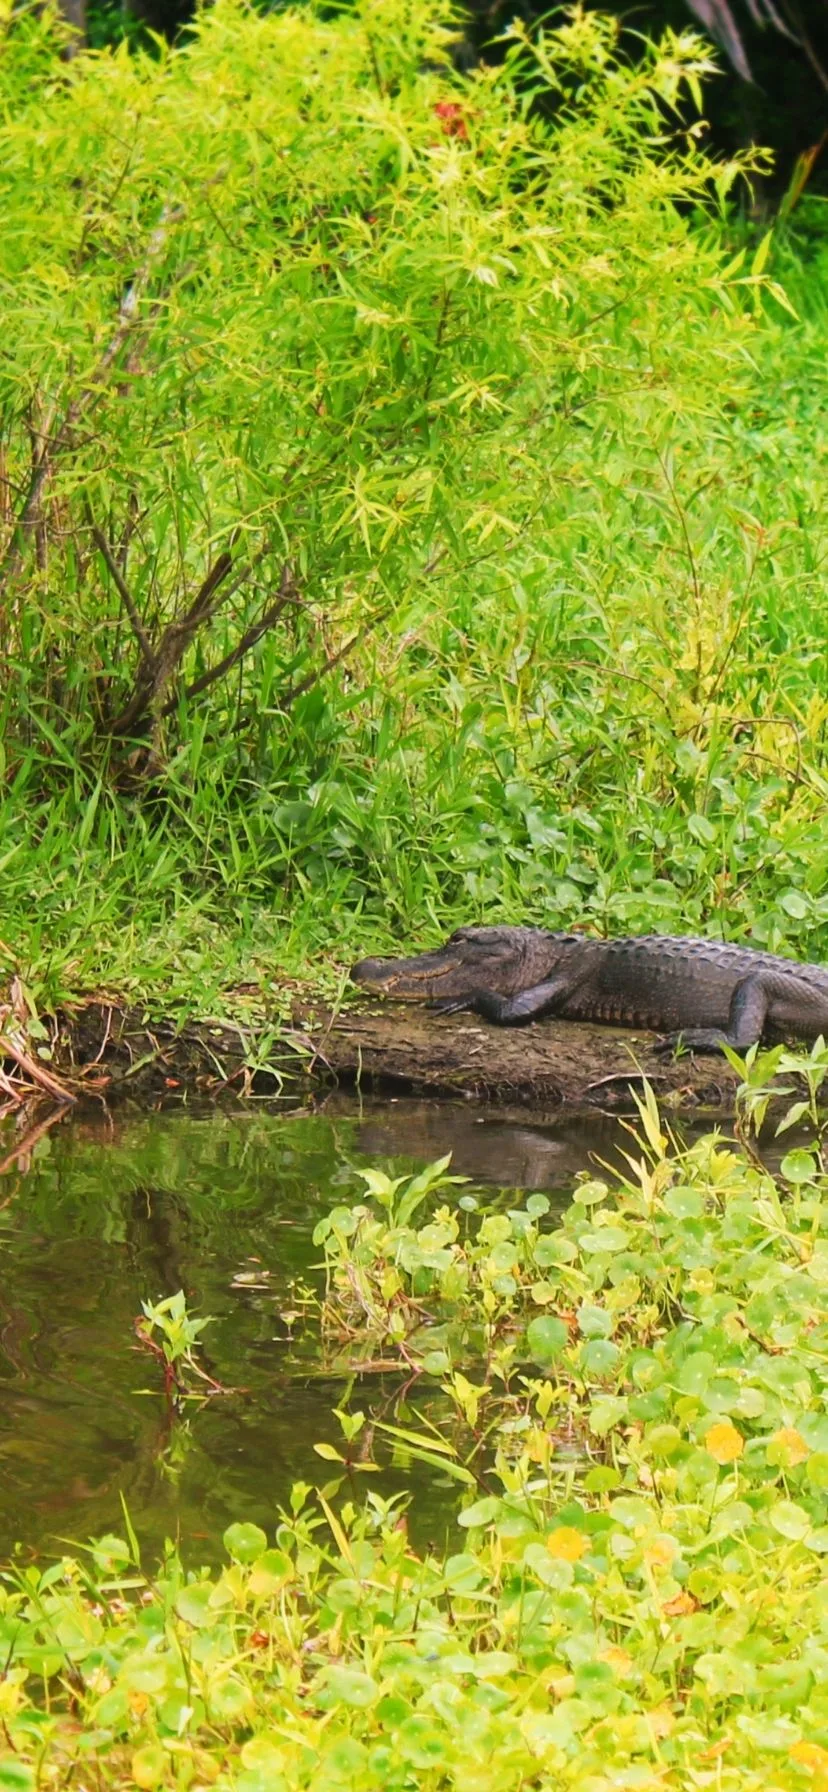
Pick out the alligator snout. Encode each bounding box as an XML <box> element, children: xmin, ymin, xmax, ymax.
<box><xmin>350</xmin><ymin>956</ymin><xmax>394</xmax><ymax>987</ymax></box>
<box><xmin>350</xmin><ymin>948</ymin><xmax>458</xmax><ymax>999</ymax></box>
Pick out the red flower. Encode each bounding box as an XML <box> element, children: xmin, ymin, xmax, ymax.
<box><xmin>433</xmin><ymin>101</ymin><xmax>468</xmax><ymax>140</ymax></box>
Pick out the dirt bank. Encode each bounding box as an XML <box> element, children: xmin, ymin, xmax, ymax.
<box><xmin>44</xmin><ymin>994</ymin><xmax>741</xmax><ymax>1109</ymax></box>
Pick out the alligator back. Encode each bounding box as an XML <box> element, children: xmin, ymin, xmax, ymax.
<box><xmin>557</xmin><ymin>934</ymin><xmax>828</xmax><ymax>1036</ymax></box>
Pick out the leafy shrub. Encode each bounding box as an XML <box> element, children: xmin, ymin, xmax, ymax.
<box><xmin>0</xmin><ymin>0</ymin><xmax>760</xmax><ymax>760</ymax></box>
<box><xmin>2</xmin><ymin>0</ymin><xmax>827</xmax><ymax>997</ymax></box>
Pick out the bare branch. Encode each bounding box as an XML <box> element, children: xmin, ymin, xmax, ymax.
<box><xmin>684</xmin><ymin>0</ymin><xmax>755</xmax><ymax>80</ymax></box>
<box><xmin>90</xmin><ymin>523</ymin><xmax>155</xmax><ymax>669</ymax></box>
<box><xmin>105</xmin><ymin>541</ymin><xmax>285</xmax><ymax>741</ymax></box>
<box><xmin>162</xmin><ymin>565</ymin><xmax>303</xmax><ymax>714</ymax></box>
<box><xmin>280</xmin><ymin>613</ymin><xmax>386</xmax><ymax>712</ymax></box>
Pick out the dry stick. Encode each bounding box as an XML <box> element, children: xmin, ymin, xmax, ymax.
<box><xmin>781</xmin><ymin>0</ymin><xmax>828</xmax><ymax>92</ymax></box>
<box><xmin>0</xmin><ymin>1025</ymin><xmax>76</xmax><ymax>1105</ymax></box>
<box><xmin>743</xmin><ymin>0</ymin><xmax>796</xmax><ymax>36</ymax></box>
<box><xmin>0</xmin><ymin>1104</ymin><xmax>71</xmax><ymax>1178</ymax></box>
<box><xmin>279</xmin><ymin>615</ymin><xmax>384</xmax><ymax>714</ymax></box>
<box><xmin>658</xmin><ymin>450</ymin><xmax>702</xmax><ymax>617</ymax></box>
<box><xmin>684</xmin><ymin>0</ymin><xmax>754</xmax><ymax>82</ymax></box>
<box><xmin>423</xmin><ymin>289</ymin><xmax>452</xmax><ymax>408</ymax></box>
<box><xmin>93</xmin><ymin>525</ymin><xmax>280</xmax><ymax>739</ymax></box>
<box><xmin>0</xmin><ymin>201</ymin><xmax>185</xmax><ymax>589</ymax></box>
<box><xmin>702</xmin><ymin>537</ymin><xmax>763</xmax><ymax>716</ymax></box>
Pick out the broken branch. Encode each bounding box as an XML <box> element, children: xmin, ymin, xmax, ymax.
<box><xmin>162</xmin><ymin>564</ymin><xmax>302</xmax><ymax>714</ymax></box>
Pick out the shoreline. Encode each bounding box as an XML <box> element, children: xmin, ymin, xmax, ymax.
<box><xmin>37</xmin><ymin>992</ymin><xmax>742</xmax><ymax>1109</ymax></box>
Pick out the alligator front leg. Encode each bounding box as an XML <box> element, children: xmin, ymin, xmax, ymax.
<box><xmin>662</xmin><ymin>973</ymin><xmax>773</xmax><ymax>1055</ymax></box>
<box><xmin>429</xmin><ymin>975</ymin><xmax>573</xmax><ymax>1026</ymax></box>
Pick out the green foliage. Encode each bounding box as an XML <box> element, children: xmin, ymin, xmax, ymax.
<box><xmin>5</xmin><ymin>0</ymin><xmax>828</xmax><ymax>1003</ymax></box>
<box><xmin>0</xmin><ymin>0</ymin><xmax>753</xmax><ymax>750</ymax></box>
<box><xmin>140</xmin><ymin>1290</ymin><xmax>212</xmax><ymax>1369</ymax></box>
<box><xmin>10</xmin><ymin>1070</ymin><xmax>828</xmax><ymax>1785</ymax></box>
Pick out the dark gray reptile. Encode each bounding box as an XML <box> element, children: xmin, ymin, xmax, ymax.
<box><xmin>351</xmin><ymin>927</ymin><xmax>828</xmax><ymax>1053</ymax></box>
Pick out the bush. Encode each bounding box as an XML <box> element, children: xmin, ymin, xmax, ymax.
<box><xmin>0</xmin><ymin>0</ymin><xmax>760</xmax><ymax>764</ymax></box>
<box><xmin>3</xmin><ymin>0</ymin><xmax>827</xmax><ymax>999</ymax></box>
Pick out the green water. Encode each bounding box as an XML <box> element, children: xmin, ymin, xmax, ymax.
<box><xmin>0</xmin><ymin>1096</ymin><xmax>700</xmax><ymax>1561</ymax></box>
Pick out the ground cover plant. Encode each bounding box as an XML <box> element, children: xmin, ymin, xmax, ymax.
<box><xmin>5</xmin><ymin>1059</ymin><xmax>828</xmax><ymax>1787</ymax></box>
<box><xmin>1</xmin><ymin>0</ymin><xmax>828</xmax><ymax>1026</ymax></box>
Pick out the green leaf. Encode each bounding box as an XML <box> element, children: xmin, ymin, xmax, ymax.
<box><xmin>769</xmin><ymin>1500</ymin><xmax>811</xmax><ymax>1540</ymax></box>
<box><xmin>224</xmin><ymin>1522</ymin><xmax>268</xmax><ymax>1564</ymax></box>
<box><xmin>780</xmin><ymin>1149</ymin><xmax>818</xmax><ymax>1185</ymax></box>
<box><xmin>0</xmin><ymin>1766</ymin><xmax>34</xmax><ymax>1792</ymax></box>
<box><xmin>580</xmin><ymin>1338</ymin><xmax>620</xmax><ymax>1375</ymax></box>
<box><xmin>322</xmin><ymin>1667</ymin><xmax>379</xmax><ymax>1708</ymax></box>
<box><xmin>750</xmin><ymin>229</ymin><xmax>773</xmax><ymax>277</ymax></box>
<box><xmin>577</xmin><ymin>1304</ymin><xmax>613</xmax><ymax>1338</ymax></box>
<box><xmin>175</xmin><ymin>1581</ymin><xmax>217</xmax><ymax>1629</ymax></box>
<box><xmin>589</xmin><ymin>1395</ymin><xmax>627</xmax><ymax>1436</ymax></box>
<box><xmin>779</xmin><ymin>889</ymin><xmax>809</xmax><ymax>919</ymax></box>
<box><xmin>526</xmin><ymin>1315</ymin><xmax>568</xmax><ymax>1365</ymax></box>
<box><xmin>458</xmin><ymin>1497</ymin><xmax>502</xmax><ymax>1529</ymax></box>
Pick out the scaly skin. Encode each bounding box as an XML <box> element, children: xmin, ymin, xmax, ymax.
<box><xmin>351</xmin><ymin>927</ymin><xmax>828</xmax><ymax>1054</ymax></box>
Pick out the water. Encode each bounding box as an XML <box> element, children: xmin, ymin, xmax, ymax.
<box><xmin>0</xmin><ymin>1094</ymin><xmax>735</xmax><ymax>1561</ymax></box>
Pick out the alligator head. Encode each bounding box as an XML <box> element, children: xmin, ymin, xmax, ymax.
<box><xmin>351</xmin><ymin>925</ymin><xmax>546</xmax><ymax>1002</ymax></box>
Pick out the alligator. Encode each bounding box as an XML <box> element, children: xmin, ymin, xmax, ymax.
<box><xmin>351</xmin><ymin>927</ymin><xmax>828</xmax><ymax>1054</ymax></box>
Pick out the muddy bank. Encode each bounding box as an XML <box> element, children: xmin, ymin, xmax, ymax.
<box><xmin>45</xmin><ymin>995</ymin><xmax>741</xmax><ymax>1109</ymax></box>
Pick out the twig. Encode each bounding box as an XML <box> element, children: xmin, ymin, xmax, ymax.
<box><xmin>0</xmin><ymin>1104</ymin><xmax>71</xmax><ymax>1178</ymax></box>
<box><xmin>90</xmin><ymin>523</ymin><xmax>154</xmax><ymax>668</ymax></box>
<box><xmin>365</xmin><ymin>32</ymin><xmax>385</xmax><ymax>93</ymax></box>
<box><xmin>279</xmin><ymin>613</ymin><xmax>386</xmax><ymax>712</ymax></box>
<box><xmin>423</xmin><ymin>289</ymin><xmax>453</xmax><ymax>406</ymax></box>
<box><xmin>108</xmin><ymin>548</ymin><xmax>236</xmax><ymax>736</ymax></box>
<box><xmin>161</xmin><ymin>564</ymin><xmax>301</xmax><ymax>715</ymax></box>
<box><xmin>703</xmin><ymin>534</ymin><xmax>762</xmax><ymax>713</ymax></box>
<box><xmin>0</xmin><ymin>1025</ymin><xmax>75</xmax><ymax>1105</ymax></box>
<box><xmin>658</xmin><ymin>451</ymin><xmax>702</xmax><ymax>625</ymax></box>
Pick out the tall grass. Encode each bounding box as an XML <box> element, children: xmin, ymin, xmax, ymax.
<box><xmin>1</xmin><ymin>0</ymin><xmax>826</xmax><ymax>1010</ymax></box>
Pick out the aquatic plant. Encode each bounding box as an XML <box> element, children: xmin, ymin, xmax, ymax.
<box><xmin>5</xmin><ymin>1064</ymin><xmax>828</xmax><ymax>1786</ymax></box>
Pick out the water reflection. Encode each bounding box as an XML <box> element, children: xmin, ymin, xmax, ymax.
<box><xmin>0</xmin><ymin>1094</ymin><xmax>745</xmax><ymax>1560</ymax></box>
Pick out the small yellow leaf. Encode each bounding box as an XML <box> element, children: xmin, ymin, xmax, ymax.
<box><xmin>662</xmin><ymin>1590</ymin><xmax>698</xmax><ymax>1617</ymax></box>
<box><xmin>131</xmin><ymin>1746</ymin><xmax>167</xmax><ymax>1790</ymax></box>
<box><xmin>646</xmin><ymin>1704</ymin><xmax>675</xmax><ymax>1740</ymax></box>
<box><xmin>790</xmin><ymin>1740</ymin><xmax>828</xmax><ymax>1775</ymax></box>
<box><xmin>547</xmin><ymin>1525</ymin><xmax>588</xmax><ymax>1561</ymax></box>
<box><xmin>544</xmin><ymin>1670</ymin><xmax>575</xmax><ymax>1699</ymax></box>
<box><xmin>644</xmin><ymin>1534</ymin><xmax>677</xmax><ymax>1569</ymax></box>
<box><xmin>704</xmin><ymin>1421</ymin><xmax>744</xmax><ymax>1464</ymax></box>
<box><xmin>768</xmin><ymin>1426</ymin><xmax>809</xmax><ymax>1466</ymax></box>
<box><xmin>525</xmin><ymin>1426</ymin><xmax>553</xmax><ymax>1464</ymax></box>
<box><xmin>599</xmin><ymin>1645</ymin><xmax>633</xmax><ymax>1677</ymax></box>
<box><xmin>700</xmin><ymin>1738</ymin><xmax>733</xmax><ymax>1762</ymax></box>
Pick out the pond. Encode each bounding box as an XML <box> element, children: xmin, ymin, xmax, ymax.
<box><xmin>0</xmin><ymin>1093</ymin><xmax>744</xmax><ymax>1563</ymax></box>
